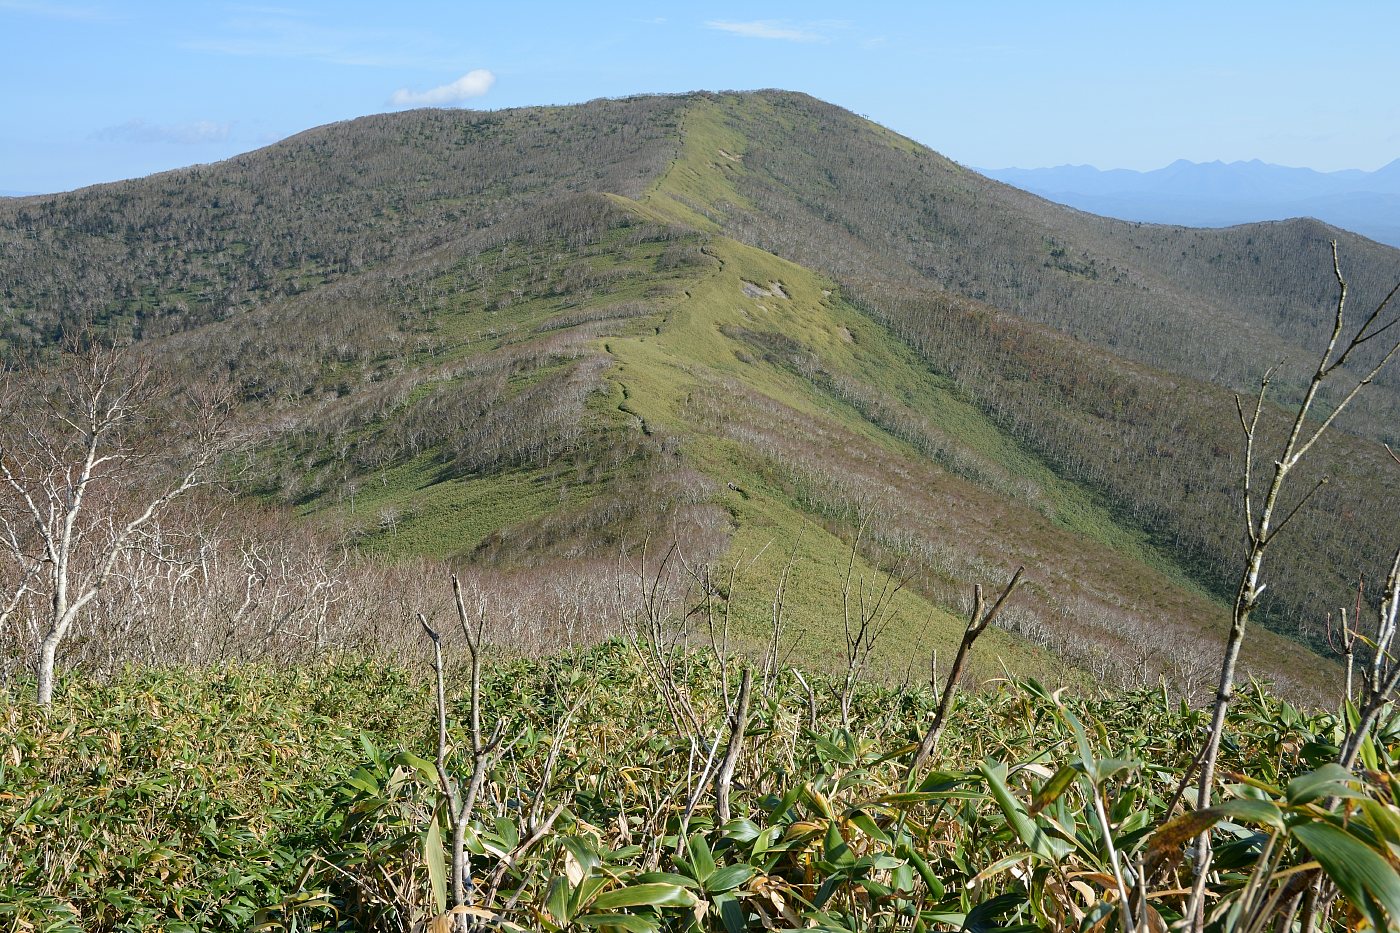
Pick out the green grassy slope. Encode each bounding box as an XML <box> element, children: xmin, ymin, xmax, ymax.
<box><xmin>649</xmin><ymin>91</ymin><xmax>1396</xmax><ymax>666</ymax></box>
<box><xmin>692</xmin><ymin>91</ymin><xmax>1400</xmax><ymax>432</ymax></box>
<box><xmin>595</xmin><ymin>222</ymin><xmax>1328</xmax><ymax>692</ymax></box>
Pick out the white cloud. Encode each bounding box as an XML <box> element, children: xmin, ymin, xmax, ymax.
<box><xmin>705</xmin><ymin>19</ymin><xmax>825</xmax><ymax>42</ymax></box>
<box><xmin>94</xmin><ymin>119</ymin><xmax>233</xmax><ymax>145</ymax></box>
<box><xmin>390</xmin><ymin>69</ymin><xmax>496</xmax><ymax>107</ymax></box>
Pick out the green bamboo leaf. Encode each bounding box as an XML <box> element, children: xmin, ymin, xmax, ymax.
<box><xmin>575</xmin><ymin>913</ymin><xmax>659</xmax><ymax>932</ymax></box>
<box><xmin>562</xmin><ymin>835</ymin><xmax>603</xmax><ymax>874</ymax></box>
<box><xmin>423</xmin><ymin>811</ymin><xmax>447</xmax><ymax>916</ymax></box>
<box><xmin>848</xmin><ymin>809</ymin><xmax>891</xmax><ymax>844</ymax></box>
<box><xmin>1359</xmin><ymin>730</ymin><xmax>1380</xmax><ymax>772</ymax></box>
<box><xmin>813</xmin><ymin>735</ymin><xmax>857</xmax><ymax>766</ymax></box>
<box><xmin>963</xmin><ymin>892</ymin><xmax>1029</xmax><ymax>932</ymax></box>
<box><xmin>342</xmin><ymin>768</ymin><xmax>378</xmax><ymax>795</ymax></box>
<box><xmin>1216</xmin><ymin>798</ymin><xmax>1286</xmax><ymax>832</ymax></box>
<box><xmin>1286</xmin><ymin>764</ymin><xmax>1368</xmax><ymax>806</ymax></box>
<box><xmin>916</xmin><ymin>770</ymin><xmax>970</xmax><ymax>793</ymax></box>
<box><xmin>1360</xmin><ymin>800</ymin><xmax>1400</xmax><ymax>850</ymax></box>
<box><xmin>576</xmin><ymin>876</ymin><xmax>611</xmax><ymax>916</ymax></box>
<box><xmin>494</xmin><ymin>814</ymin><xmax>520</xmax><ymax>849</ymax></box>
<box><xmin>1029</xmin><ymin>765</ymin><xmax>1078</xmax><ymax>815</ymax></box>
<box><xmin>870</xmin><ymin>791</ymin><xmax>948</xmax><ymax>806</ymax></box>
<box><xmin>922</xmin><ymin>909</ymin><xmax>968</xmax><ymax>927</ymax></box>
<box><xmin>1077</xmin><ymin>901</ymin><xmax>1116</xmax><ymax>932</ymax></box>
<box><xmin>1092</xmin><ymin>757</ymin><xmax>1140</xmax><ymax>783</ymax></box>
<box><xmin>823</xmin><ymin>821</ymin><xmax>855</xmax><ymax>868</ymax></box>
<box><xmin>393</xmin><ymin>749</ymin><xmax>437</xmax><ymax>780</ymax></box>
<box><xmin>591</xmin><ymin>883</ymin><xmax>698</xmax><ymax>910</ymax></box>
<box><xmin>686</xmin><ymin>834</ymin><xmax>715</xmax><ymax>883</ymax></box>
<box><xmin>1292</xmin><ymin>820</ymin><xmax>1400</xmax><ymax>929</ymax></box>
<box><xmin>722</xmin><ymin>818</ymin><xmax>761</xmax><ymax>843</ymax></box>
<box><xmin>897</xmin><ymin>843</ymin><xmax>946</xmax><ymax>899</ymax></box>
<box><xmin>715</xmin><ymin>894</ymin><xmax>747</xmax><ymax>933</ymax></box>
<box><xmin>546</xmin><ymin>876</ymin><xmax>572</xmax><ymax>925</ymax></box>
<box><xmin>1061</xmin><ymin>708</ymin><xmax>1095</xmax><ymax>774</ymax></box>
<box><xmin>891</xmin><ymin>861</ymin><xmax>916</xmax><ymax>894</ymax></box>
<box><xmin>978</xmin><ymin>760</ymin><xmax>1073</xmax><ymax>862</ymax></box>
<box><xmin>704</xmin><ymin>864</ymin><xmax>756</xmax><ymax>894</ymax></box>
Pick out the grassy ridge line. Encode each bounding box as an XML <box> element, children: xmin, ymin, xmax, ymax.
<box><xmin>599</xmin><ymin>213</ymin><xmax>1324</xmax><ymax>685</ymax></box>
<box><xmin>633</xmin><ymin>96</ymin><xmax>752</xmax><ymax>232</ymax></box>
<box><xmin>631</xmin><ymin>97</ymin><xmax>1333</xmax><ymax>689</ymax></box>
<box><xmin>594</xmin><ymin>231</ymin><xmax>1049</xmax><ymax>681</ymax></box>
<box><xmin>642</xmin><ymin>97</ymin><xmax>1204</xmax><ymax>581</ymax></box>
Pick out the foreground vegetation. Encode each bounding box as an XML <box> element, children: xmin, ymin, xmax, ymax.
<box><xmin>4</xmin><ymin>642</ymin><xmax>1398</xmax><ymax>932</ymax></box>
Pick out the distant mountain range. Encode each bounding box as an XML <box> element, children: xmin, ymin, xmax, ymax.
<box><xmin>982</xmin><ymin>158</ymin><xmax>1400</xmax><ymax>247</ymax></box>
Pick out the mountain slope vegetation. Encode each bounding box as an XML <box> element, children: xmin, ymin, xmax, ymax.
<box><xmin>4</xmin><ymin>90</ymin><xmax>1399</xmax><ymax>698</ymax></box>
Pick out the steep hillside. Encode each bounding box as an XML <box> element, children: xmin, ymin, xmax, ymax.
<box><xmin>633</xmin><ymin>91</ymin><xmax>1400</xmax><ymax>654</ymax></box>
<box><xmin>678</xmin><ymin>92</ymin><xmax>1400</xmax><ymax>438</ymax></box>
<box><xmin>624</xmin><ymin>92</ymin><xmax>1400</xmax><ymax>652</ymax></box>
<box><xmin>0</xmin><ymin>96</ymin><xmax>688</xmax><ymax>353</ymax></box>
<box><xmin>5</xmin><ymin>90</ymin><xmax>1396</xmax><ymax>698</ymax></box>
<box><xmin>139</xmin><ymin>188</ymin><xmax>1320</xmax><ymax>693</ymax></box>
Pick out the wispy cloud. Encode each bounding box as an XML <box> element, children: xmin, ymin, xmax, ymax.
<box><xmin>184</xmin><ymin>10</ymin><xmax>460</xmax><ymax>69</ymax></box>
<box><xmin>93</xmin><ymin>119</ymin><xmax>233</xmax><ymax>145</ymax></box>
<box><xmin>222</xmin><ymin>3</ymin><xmax>305</xmax><ymax>15</ymax></box>
<box><xmin>390</xmin><ymin>69</ymin><xmax>495</xmax><ymax>107</ymax></box>
<box><xmin>705</xmin><ymin>19</ymin><xmax>826</xmax><ymax>42</ymax></box>
<box><xmin>0</xmin><ymin>0</ymin><xmax>107</xmax><ymax>21</ymax></box>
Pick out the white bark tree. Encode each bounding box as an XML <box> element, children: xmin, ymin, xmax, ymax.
<box><xmin>0</xmin><ymin>345</ymin><xmax>230</xmax><ymax>705</ymax></box>
<box><xmin>1185</xmin><ymin>246</ymin><xmax>1400</xmax><ymax>929</ymax></box>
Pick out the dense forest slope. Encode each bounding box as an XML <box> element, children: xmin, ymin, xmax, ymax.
<box><xmin>0</xmin><ymin>96</ymin><xmax>689</xmax><ymax>349</ymax></box>
<box><xmin>4</xmin><ymin>90</ymin><xmax>1398</xmax><ymax>697</ymax></box>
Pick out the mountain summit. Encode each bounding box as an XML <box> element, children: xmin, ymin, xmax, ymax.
<box><xmin>4</xmin><ymin>90</ymin><xmax>1398</xmax><ymax>694</ymax></box>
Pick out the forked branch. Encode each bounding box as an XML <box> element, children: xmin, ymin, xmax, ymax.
<box><xmin>907</xmin><ymin>566</ymin><xmax>1024</xmax><ymax>778</ymax></box>
<box><xmin>418</xmin><ymin>576</ymin><xmax>507</xmax><ymax>928</ymax></box>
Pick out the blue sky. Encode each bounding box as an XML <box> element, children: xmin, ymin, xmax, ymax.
<box><xmin>3</xmin><ymin>0</ymin><xmax>1398</xmax><ymax>194</ymax></box>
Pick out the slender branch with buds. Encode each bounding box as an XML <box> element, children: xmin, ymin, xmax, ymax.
<box><xmin>907</xmin><ymin>566</ymin><xmax>1024</xmax><ymax>778</ymax></box>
